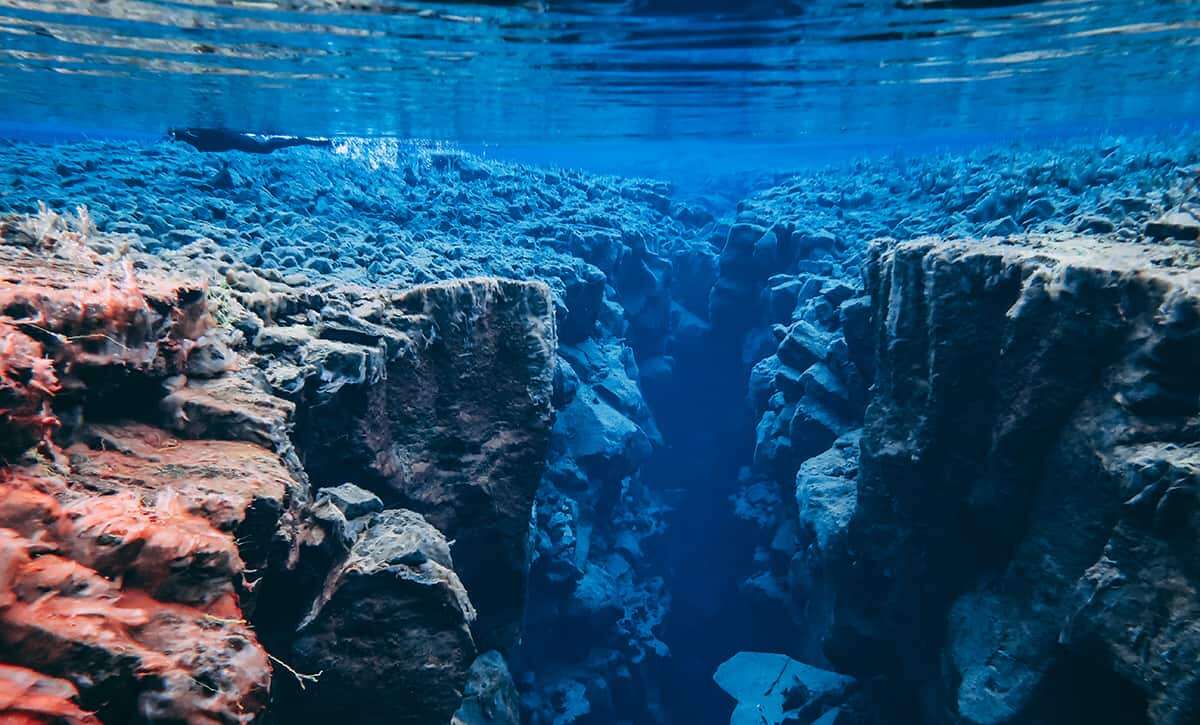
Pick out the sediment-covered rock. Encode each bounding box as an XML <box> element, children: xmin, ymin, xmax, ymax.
<box><xmin>833</xmin><ymin>235</ymin><xmax>1200</xmax><ymax>725</ymax></box>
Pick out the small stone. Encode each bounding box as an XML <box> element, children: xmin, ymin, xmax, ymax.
<box><xmin>1145</xmin><ymin>208</ymin><xmax>1200</xmax><ymax>241</ymax></box>
<box><xmin>316</xmin><ymin>483</ymin><xmax>384</xmax><ymax>520</ymax></box>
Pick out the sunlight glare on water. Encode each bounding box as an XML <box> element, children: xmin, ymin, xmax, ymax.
<box><xmin>0</xmin><ymin>0</ymin><xmax>1198</xmax><ymax>150</ymax></box>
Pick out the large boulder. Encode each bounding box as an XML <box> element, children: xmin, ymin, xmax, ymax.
<box><xmin>291</xmin><ymin>509</ymin><xmax>477</xmax><ymax>725</ymax></box>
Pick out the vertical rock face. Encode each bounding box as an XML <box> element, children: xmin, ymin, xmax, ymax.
<box><xmin>293</xmin><ymin>277</ymin><xmax>557</xmax><ymax>654</ymax></box>
<box><xmin>0</xmin><ymin>234</ymin><xmax>298</xmax><ymax>724</ymax></box>
<box><xmin>834</xmin><ymin>237</ymin><xmax>1200</xmax><ymax>725</ymax></box>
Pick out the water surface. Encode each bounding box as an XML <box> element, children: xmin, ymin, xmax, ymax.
<box><xmin>1</xmin><ymin>0</ymin><xmax>1198</xmax><ymax>154</ymax></box>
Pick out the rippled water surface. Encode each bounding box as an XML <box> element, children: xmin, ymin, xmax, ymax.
<box><xmin>1</xmin><ymin>0</ymin><xmax>1198</xmax><ymax>145</ymax></box>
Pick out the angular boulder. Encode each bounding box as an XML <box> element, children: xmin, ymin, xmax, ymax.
<box><xmin>290</xmin><ymin>509</ymin><xmax>477</xmax><ymax>725</ymax></box>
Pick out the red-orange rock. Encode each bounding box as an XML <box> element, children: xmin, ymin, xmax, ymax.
<box><xmin>0</xmin><ymin>322</ymin><xmax>59</xmax><ymax>458</ymax></box>
<box><xmin>63</xmin><ymin>422</ymin><xmax>302</xmax><ymax>577</ymax></box>
<box><xmin>0</xmin><ymin>526</ymin><xmax>269</xmax><ymax>723</ymax></box>
<box><xmin>0</xmin><ymin>663</ymin><xmax>99</xmax><ymax>724</ymax></box>
<box><xmin>0</xmin><ymin>236</ymin><xmax>292</xmax><ymax>724</ymax></box>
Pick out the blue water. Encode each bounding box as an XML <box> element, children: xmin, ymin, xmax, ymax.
<box><xmin>2</xmin><ymin>1</ymin><xmax>1199</xmax><ymax>168</ymax></box>
<box><xmin>3</xmin><ymin>2</ymin><xmax>1200</xmax><ymax>725</ymax></box>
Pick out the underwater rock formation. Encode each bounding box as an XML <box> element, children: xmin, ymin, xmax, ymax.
<box><xmin>291</xmin><ymin>508</ymin><xmax>478</xmax><ymax>724</ymax></box>
<box><xmin>2</xmin><ymin>134</ymin><xmax>1200</xmax><ymax>724</ymax></box>
<box><xmin>831</xmin><ymin>235</ymin><xmax>1200</xmax><ymax>725</ymax></box>
<box><xmin>701</xmin><ymin>136</ymin><xmax>1200</xmax><ymax>724</ymax></box>
<box><xmin>0</xmin><ymin>139</ymin><xmax>716</xmax><ymax>717</ymax></box>
<box><xmin>0</xmin><ymin>211</ymin><xmax>560</xmax><ymax>723</ymax></box>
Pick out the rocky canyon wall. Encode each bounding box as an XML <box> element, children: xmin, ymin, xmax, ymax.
<box><xmin>1</xmin><ymin>135</ymin><xmax>1199</xmax><ymax>724</ymax></box>
<box><xmin>831</xmin><ymin>236</ymin><xmax>1200</xmax><ymax>725</ymax></box>
<box><xmin>701</xmin><ymin>138</ymin><xmax>1200</xmax><ymax>725</ymax></box>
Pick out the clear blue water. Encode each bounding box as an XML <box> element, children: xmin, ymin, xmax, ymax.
<box><xmin>3</xmin><ymin>3</ymin><xmax>1200</xmax><ymax>725</ymax></box>
<box><xmin>2</xmin><ymin>0</ymin><xmax>1199</xmax><ymax>174</ymax></box>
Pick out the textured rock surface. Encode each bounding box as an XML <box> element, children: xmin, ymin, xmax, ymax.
<box><xmin>453</xmin><ymin>651</ymin><xmax>521</xmax><ymax>725</ymax></box>
<box><xmin>832</xmin><ymin>236</ymin><xmax>1200</xmax><ymax>725</ymax></box>
<box><xmin>713</xmin><ymin>652</ymin><xmax>856</xmax><ymax>725</ymax></box>
<box><xmin>293</xmin><ymin>277</ymin><xmax>556</xmax><ymax>653</ymax></box>
<box><xmin>290</xmin><ymin>508</ymin><xmax>478</xmax><ymax>725</ymax></box>
<box><xmin>0</xmin><ymin>664</ymin><xmax>100</xmax><ymax>724</ymax></box>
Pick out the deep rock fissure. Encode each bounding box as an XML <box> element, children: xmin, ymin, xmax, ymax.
<box><xmin>2</xmin><ymin>135</ymin><xmax>1199</xmax><ymax>725</ymax></box>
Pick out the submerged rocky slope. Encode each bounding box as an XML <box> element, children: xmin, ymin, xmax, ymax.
<box><xmin>0</xmin><ymin>133</ymin><xmax>1197</xmax><ymax>724</ymax></box>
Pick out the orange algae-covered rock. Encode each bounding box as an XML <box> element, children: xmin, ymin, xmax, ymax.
<box><xmin>60</xmin><ymin>490</ymin><xmax>243</xmax><ymax>608</ymax></box>
<box><xmin>0</xmin><ymin>664</ymin><xmax>99</xmax><ymax>724</ymax></box>
<box><xmin>0</xmin><ymin>520</ymin><xmax>270</xmax><ymax>723</ymax></box>
<box><xmin>0</xmin><ymin>322</ymin><xmax>60</xmax><ymax>458</ymax></box>
<box><xmin>0</xmin><ymin>244</ymin><xmax>208</xmax><ymax>378</ymax></box>
<box><xmin>0</xmin><ymin>240</ymin><xmax>209</xmax><ymax>460</ymax></box>
<box><xmin>64</xmin><ymin>422</ymin><xmax>301</xmax><ymax>576</ymax></box>
<box><xmin>0</xmin><ymin>221</ymin><xmax>291</xmax><ymax>723</ymax></box>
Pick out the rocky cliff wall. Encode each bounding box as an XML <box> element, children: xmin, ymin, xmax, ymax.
<box><xmin>0</xmin><ymin>211</ymin><xmax>558</xmax><ymax>724</ymax></box>
<box><xmin>832</xmin><ymin>236</ymin><xmax>1200</xmax><ymax>725</ymax></box>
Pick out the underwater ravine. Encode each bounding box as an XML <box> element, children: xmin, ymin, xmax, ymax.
<box><xmin>1</xmin><ymin>2</ymin><xmax>1200</xmax><ymax>725</ymax></box>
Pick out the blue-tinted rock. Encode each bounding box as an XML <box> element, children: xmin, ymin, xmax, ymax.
<box><xmin>714</xmin><ymin>652</ymin><xmax>856</xmax><ymax>725</ymax></box>
<box><xmin>452</xmin><ymin>651</ymin><xmax>520</xmax><ymax>725</ymax></box>
<box><xmin>316</xmin><ymin>482</ymin><xmax>384</xmax><ymax>521</ymax></box>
